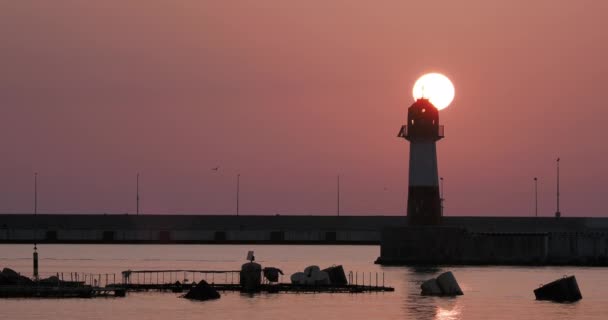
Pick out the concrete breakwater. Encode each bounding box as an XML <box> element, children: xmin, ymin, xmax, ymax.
<box><xmin>376</xmin><ymin>227</ymin><xmax>608</xmax><ymax>266</ymax></box>
<box><xmin>2</xmin><ymin>214</ymin><xmax>608</xmax><ymax>249</ymax></box>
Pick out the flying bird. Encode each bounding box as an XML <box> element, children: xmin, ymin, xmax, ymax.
<box><xmin>211</xmin><ymin>166</ymin><xmax>220</xmax><ymax>171</ymax></box>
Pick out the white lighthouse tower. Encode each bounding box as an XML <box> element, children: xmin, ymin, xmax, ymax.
<box><xmin>398</xmin><ymin>98</ymin><xmax>444</xmax><ymax>225</ymax></box>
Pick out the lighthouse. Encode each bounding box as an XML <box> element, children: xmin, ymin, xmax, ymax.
<box><xmin>398</xmin><ymin>98</ymin><xmax>444</xmax><ymax>225</ymax></box>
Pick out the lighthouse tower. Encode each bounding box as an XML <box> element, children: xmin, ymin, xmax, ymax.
<box><xmin>398</xmin><ymin>98</ymin><xmax>444</xmax><ymax>225</ymax></box>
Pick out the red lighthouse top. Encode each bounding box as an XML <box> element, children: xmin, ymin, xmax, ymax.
<box><xmin>398</xmin><ymin>98</ymin><xmax>444</xmax><ymax>142</ymax></box>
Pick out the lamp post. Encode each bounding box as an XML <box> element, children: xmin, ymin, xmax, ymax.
<box><xmin>337</xmin><ymin>175</ymin><xmax>340</xmax><ymax>216</ymax></box>
<box><xmin>555</xmin><ymin>158</ymin><xmax>561</xmax><ymax>218</ymax></box>
<box><xmin>236</xmin><ymin>174</ymin><xmax>240</xmax><ymax>216</ymax></box>
<box><xmin>34</xmin><ymin>172</ymin><xmax>38</xmax><ymax>215</ymax></box>
<box><xmin>534</xmin><ymin>177</ymin><xmax>538</xmax><ymax>217</ymax></box>
<box><xmin>136</xmin><ymin>173</ymin><xmax>140</xmax><ymax>215</ymax></box>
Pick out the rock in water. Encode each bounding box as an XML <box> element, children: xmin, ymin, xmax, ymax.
<box><xmin>290</xmin><ymin>266</ymin><xmax>330</xmax><ymax>285</ymax></box>
<box><xmin>172</xmin><ymin>281</ymin><xmax>183</xmax><ymax>293</ymax></box>
<box><xmin>322</xmin><ymin>265</ymin><xmax>348</xmax><ymax>285</ymax></box>
<box><xmin>290</xmin><ymin>272</ymin><xmax>307</xmax><ymax>285</ymax></box>
<box><xmin>1</xmin><ymin>268</ymin><xmax>33</xmax><ymax>286</ymax></box>
<box><xmin>184</xmin><ymin>280</ymin><xmax>220</xmax><ymax>301</ymax></box>
<box><xmin>436</xmin><ymin>272</ymin><xmax>464</xmax><ymax>296</ymax></box>
<box><xmin>421</xmin><ymin>278</ymin><xmax>443</xmax><ymax>296</ymax></box>
<box><xmin>534</xmin><ymin>276</ymin><xmax>582</xmax><ymax>302</ymax></box>
<box><xmin>420</xmin><ymin>271</ymin><xmax>463</xmax><ymax>296</ymax></box>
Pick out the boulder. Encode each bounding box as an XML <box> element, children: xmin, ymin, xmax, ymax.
<box><xmin>1</xmin><ymin>268</ymin><xmax>33</xmax><ymax>286</ymax></box>
<box><xmin>304</xmin><ymin>266</ymin><xmax>321</xmax><ymax>277</ymax></box>
<box><xmin>322</xmin><ymin>265</ymin><xmax>348</xmax><ymax>285</ymax></box>
<box><xmin>2</xmin><ymin>268</ymin><xmax>20</xmax><ymax>279</ymax></box>
<box><xmin>290</xmin><ymin>266</ymin><xmax>330</xmax><ymax>285</ymax></box>
<box><xmin>436</xmin><ymin>272</ymin><xmax>463</xmax><ymax>296</ymax></box>
<box><xmin>290</xmin><ymin>272</ymin><xmax>307</xmax><ymax>285</ymax></box>
<box><xmin>39</xmin><ymin>275</ymin><xmax>61</xmax><ymax>286</ymax></box>
<box><xmin>172</xmin><ymin>281</ymin><xmax>183</xmax><ymax>293</ymax></box>
<box><xmin>184</xmin><ymin>280</ymin><xmax>221</xmax><ymax>301</ymax></box>
<box><xmin>310</xmin><ymin>271</ymin><xmax>330</xmax><ymax>285</ymax></box>
<box><xmin>421</xmin><ymin>278</ymin><xmax>443</xmax><ymax>296</ymax></box>
<box><xmin>420</xmin><ymin>271</ymin><xmax>463</xmax><ymax>296</ymax></box>
<box><xmin>534</xmin><ymin>276</ymin><xmax>582</xmax><ymax>302</ymax></box>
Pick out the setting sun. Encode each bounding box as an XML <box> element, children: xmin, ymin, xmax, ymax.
<box><xmin>412</xmin><ymin>73</ymin><xmax>455</xmax><ymax>110</ymax></box>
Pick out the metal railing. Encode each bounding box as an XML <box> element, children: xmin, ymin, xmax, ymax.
<box><xmin>398</xmin><ymin>125</ymin><xmax>444</xmax><ymax>139</ymax></box>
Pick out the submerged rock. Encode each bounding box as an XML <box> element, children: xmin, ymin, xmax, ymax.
<box><xmin>184</xmin><ymin>280</ymin><xmax>220</xmax><ymax>301</ymax></box>
<box><xmin>420</xmin><ymin>271</ymin><xmax>463</xmax><ymax>296</ymax></box>
<box><xmin>534</xmin><ymin>276</ymin><xmax>582</xmax><ymax>302</ymax></box>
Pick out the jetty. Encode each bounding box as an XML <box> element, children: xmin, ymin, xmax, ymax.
<box><xmin>119</xmin><ymin>269</ymin><xmax>394</xmax><ymax>294</ymax></box>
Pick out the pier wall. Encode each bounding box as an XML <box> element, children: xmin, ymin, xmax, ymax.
<box><xmin>1</xmin><ymin>214</ymin><xmax>608</xmax><ymax>247</ymax></box>
<box><xmin>0</xmin><ymin>214</ymin><xmax>396</xmax><ymax>244</ymax></box>
<box><xmin>377</xmin><ymin>227</ymin><xmax>608</xmax><ymax>265</ymax></box>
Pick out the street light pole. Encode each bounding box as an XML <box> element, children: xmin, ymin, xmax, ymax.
<box><xmin>34</xmin><ymin>172</ymin><xmax>38</xmax><ymax>216</ymax></box>
<box><xmin>337</xmin><ymin>175</ymin><xmax>340</xmax><ymax>216</ymax></box>
<box><xmin>555</xmin><ymin>158</ymin><xmax>561</xmax><ymax>218</ymax></box>
<box><xmin>236</xmin><ymin>174</ymin><xmax>240</xmax><ymax>216</ymax></box>
<box><xmin>136</xmin><ymin>173</ymin><xmax>140</xmax><ymax>215</ymax></box>
<box><xmin>534</xmin><ymin>177</ymin><xmax>538</xmax><ymax>217</ymax></box>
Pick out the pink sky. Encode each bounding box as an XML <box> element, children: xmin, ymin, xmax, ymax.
<box><xmin>1</xmin><ymin>1</ymin><xmax>607</xmax><ymax>216</ymax></box>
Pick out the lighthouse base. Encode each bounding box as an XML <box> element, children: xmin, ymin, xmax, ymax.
<box><xmin>407</xmin><ymin>186</ymin><xmax>442</xmax><ymax>225</ymax></box>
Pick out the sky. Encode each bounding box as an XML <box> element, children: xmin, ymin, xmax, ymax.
<box><xmin>1</xmin><ymin>1</ymin><xmax>607</xmax><ymax>216</ymax></box>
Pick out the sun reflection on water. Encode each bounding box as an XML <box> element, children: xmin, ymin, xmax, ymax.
<box><xmin>435</xmin><ymin>305</ymin><xmax>462</xmax><ymax>320</ymax></box>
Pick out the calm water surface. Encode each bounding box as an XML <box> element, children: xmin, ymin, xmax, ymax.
<box><xmin>1</xmin><ymin>244</ymin><xmax>607</xmax><ymax>319</ymax></box>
